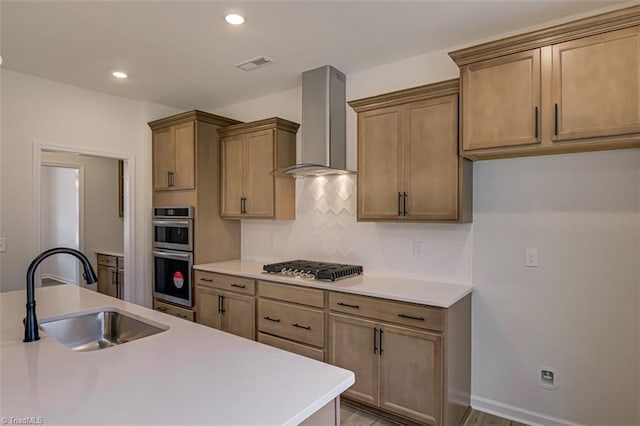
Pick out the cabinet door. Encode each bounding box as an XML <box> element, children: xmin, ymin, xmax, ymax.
<box><xmin>244</xmin><ymin>130</ymin><xmax>275</xmax><ymax>218</ymax></box>
<box><xmin>221</xmin><ymin>135</ymin><xmax>245</xmax><ymax>217</ymax></box>
<box><xmin>117</xmin><ymin>270</ymin><xmax>124</xmax><ymax>300</ymax></box>
<box><xmin>404</xmin><ymin>96</ymin><xmax>459</xmax><ymax>221</ymax></box>
<box><xmin>153</xmin><ymin>128</ymin><xmax>174</xmax><ymax>190</ymax></box>
<box><xmin>195</xmin><ymin>285</ymin><xmax>223</xmax><ymax>330</ymax></box>
<box><xmin>552</xmin><ymin>26</ymin><xmax>640</xmax><ymax>141</ymax></box>
<box><xmin>461</xmin><ymin>49</ymin><xmax>541</xmax><ymax>150</ymax></box>
<box><xmin>357</xmin><ymin>106</ymin><xmax>403</xmax><ymax>220</ymax></box>
<box><xmin>222</xmin><ymin>292</ymin><xmax>255</xmax><ymax>340</ymax></box>
<box><xmin>379</xmin><ymin>324</ymin><xmax>442</xmax><ymax>425</ymax></box>
<box><xmin>97</xmin><ymin>265</ymin><xmax>118</xmax><ymax>298</ymax></box>
<box><xmin>172</xmin><ymin>121</ymin><xmax>195</xmax><ymax>189</ymax></box>
<box><xmin>97</xmin><ymin>265</ymin><xmax>111</xmax><ymax>295</ymax></box>
<box><xmin>328</xmin><ymin>314</ymin><xmax>379</xmax><ymax>405</ymax></box>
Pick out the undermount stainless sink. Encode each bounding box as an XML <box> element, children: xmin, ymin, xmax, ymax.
<box><xmin>40</xmin><ymin>309</ymin><xmax>167</xmax><ymax>352</ymax></box>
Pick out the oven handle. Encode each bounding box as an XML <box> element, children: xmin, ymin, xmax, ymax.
<box><xmin>152</xmin><ymin>220</ymin><xmax>192</xmax><ymax>227</ymax></box>
<box><xmin>153</xmin><ymin>250</ymin><xmax>193</xmax><ymax>261</ymax></box>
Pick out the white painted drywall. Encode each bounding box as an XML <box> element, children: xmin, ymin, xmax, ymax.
<box><xmin>472</xmin><ymin>151</ymin><xmax>639</xmax><ymax>425</ymax></box>
<box><xmin>41</xmin><ymin>152</ymin><xmax>124</xmax><ymax>279</ymax></box>
<box><xmin>40</xmin><ymin>165</ymin><xmax>80</xmax><ymax>283</ymax></box>
<box><xmin>0</xmin><ymin>69</ymin><xmax>179</xmax><ymax>308</ymax></box>
<box><xmin>209</xmin><ymin>16</ymin><xmax>640</xmax><ymax>426</ymax></box>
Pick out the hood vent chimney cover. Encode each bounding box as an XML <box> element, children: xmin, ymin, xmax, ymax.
<box><xmin>272</xmin><ymin>65</ymin><xmax>353</xmax><ymax>178</ymax></box>
<box><xmin>235</xmin><ymin>56</ymin><xmax>274</xmax><ymax>71</ymax></box>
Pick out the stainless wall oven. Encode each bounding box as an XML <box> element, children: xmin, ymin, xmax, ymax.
<box><xmin>153</xmin><ymin>250</ymin><xmax>193</xmax><ymax>307</ymax></box>
<box><xmin>152</xmin><ymin>206</ymin><xmax>193</xmax><ymax>251</ymax></box>
<box><xmin>153</xmin><ymin>206</ymin><xmax>194</xmax><ymax>307</ymax></box>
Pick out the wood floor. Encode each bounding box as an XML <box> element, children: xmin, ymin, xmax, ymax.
<box><xmin>41</xmin><ymin>278</ymin><xmax>66</xmax><ymax>287</ymax></box>
<box><xmin>340</xmin><ymin>403</ymin><xmax>527</xmax><ymax>426</ymax></box>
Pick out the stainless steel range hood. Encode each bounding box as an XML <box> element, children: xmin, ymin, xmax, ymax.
<box><xmin>273</xmin><ymin>65</ymin><xmax>353</xmax><ymax>178</ymax></box>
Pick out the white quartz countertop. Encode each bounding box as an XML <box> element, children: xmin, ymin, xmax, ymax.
<box><xmin>0</xmin><ymin>285</ymin><xmax>354</xmax><ymax>425</ymax></box>
<box><xmin>194</xmin><ymin>260</ymin><xmax>472</xmax><ymax>308</ymax></box>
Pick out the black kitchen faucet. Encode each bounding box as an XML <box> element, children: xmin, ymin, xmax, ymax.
<box><xmin>24</xmin><ymin>247</ymin><xmax>98</xmax><ymax>342</ymax></box>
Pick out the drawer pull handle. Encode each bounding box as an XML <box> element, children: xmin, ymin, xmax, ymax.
<box><xmin>231</xmin><ymin>284</ymin><xmax>246</xmax><ymax>289</ymax></box>
<box><xmin>201</xmin><ymin>278</ymin><xmax>213</xmax><ymax>282</ymax></box>
<box><xmin>337</xmin><ymin>302</ymin><xmax>359</xmax><ymax>309</ymax></box>
<box><xmin>156</xmin><ymin>307</ymin><xmax>167</xmax><ymax>312</ymax></box>
<box><xmin>398</xmin><ymin>313</ymin><xmax>425</xmax><ymax>321</ymax></box>
<box><xmin>292</xmin><ymin>323</ymin><xmax>311</xmax><ymax>330</ymax></box>
<box><xmin>263</xmin><ymin>316</ymin><xmax>280</xmax><ymax>323</ymax></box>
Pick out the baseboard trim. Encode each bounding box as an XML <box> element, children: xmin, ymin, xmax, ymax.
<box><xmin>41</xmin><ymin>273</ymin><xmax>75</xmax><ymax>285</ymax></box>
<box><xmin>471</xmin><ymin>395</ymin><xmax>583</xmax><ymax>426</ymax></box>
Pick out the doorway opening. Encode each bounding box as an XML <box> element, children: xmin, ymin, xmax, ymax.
<box><xmin>40</xmin><ymin>163</ymin><xmax>82</xmax><ymax>286</ymax></box>
<box><xmin>37</xmin><ymin>149</ymin><xmax>130</xmax><ymax>300</ymax></box>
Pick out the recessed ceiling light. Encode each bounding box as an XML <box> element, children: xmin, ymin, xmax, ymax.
<box><xmin>112</xmin><ymin>71</ymin><xmax>128</xmax><ymax>79</ymax></box>
<box><xmin>225</xmin><ymin>14</ymin><xmax>245</xmax><ymax>25</ymax></box>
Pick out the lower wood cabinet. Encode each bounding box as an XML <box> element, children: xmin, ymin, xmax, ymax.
<box><xmin>329</xmin><ymin>314</ymin><xmax>442</xmax><ymax>425</ymax></box>
<box><xmin>195</xmin><ymin>284</ymin><xmax>255</xmax><ymax>340</ymax></box>
<box><xmin>190</xmin><ymin>270</ymin><xmax>471</xmax><ymax>426</ymax></box>
<box><xmin>96</xmin><ymin>253</ymin><xmax>124</xmax><ymax>299</ymax></box>
<box><xmin>257</xmin><ymin>280</ymin><xmax>326</xmax><ymax>361</ymax></box>
<box><xmin>153</xmin><ymin>299</ymin><xmax>195</xmax><ymax>322</ymax></box>
<box><xmin>329</xmin><ymin>292</ymin><xmax>470</xmax><ymax>426</ymax></box>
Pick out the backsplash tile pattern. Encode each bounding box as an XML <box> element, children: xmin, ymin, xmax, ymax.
<box><xmin>242</xmin><ymin>175</ymin><xmax>472</xmax><ymax>283</ymax></box>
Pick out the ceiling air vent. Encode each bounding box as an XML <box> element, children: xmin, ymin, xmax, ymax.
<box><xmin>235</xmin><ymin>56</ymin><xmax>274</xmax><ymax>71</ymax></box>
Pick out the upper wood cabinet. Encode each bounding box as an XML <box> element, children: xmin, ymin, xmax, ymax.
<box><xmin>152</xmin><ymin>121</ymin><xmax>195</xmax><ymax>190</ymax></box>
<box><xmin>552</xmin><ymin>26</ymin><xmax>640</xmax><ymax>141</ymax></box>
<box><xmin>461</xmin><ymin>49</ymin><xmax>541</xmax><ymax>151</ymax></box>
<box><xmin>149</xmin><ymin>110</ymin><xmax>240</xmax><ymax>191</ymax></box>
<box><xmin>218</xmin><ymin>118</ymin><xmax>298</xmax><ymax>220</ymax></box>
<box><xmin>450</xmin><ymin>6</ymin><xmax>640</xmax><ymax>160</ymax></box>
<box><xmin>349</xmin><ymin>80</ymin><xmax>472</xmax><ymax>223</ymax></box>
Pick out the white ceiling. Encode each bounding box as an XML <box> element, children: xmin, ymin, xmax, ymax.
<box><xmin>0</xmin><ymin>1</ymin><xmax>628</xmax><ymax>110</ymax></box>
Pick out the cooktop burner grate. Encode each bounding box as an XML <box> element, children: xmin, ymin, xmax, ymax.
<box><xmin>262</xmin><ymin>260</ymin><xmax>363</xmax><ymax>281</ymax></box>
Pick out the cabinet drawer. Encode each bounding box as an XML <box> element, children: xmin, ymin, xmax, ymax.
<box><xmin>258</xmin><ymin>299</ymin><xmax>324</xmax><ymax>347</ymax></box>
<box><xmin>117</xmin><ymin>257</ymin><xmax>125</xmax><ymax>270</ymax></box>
<box><xmin>329</xmin><ymin>293</ymin><xmax>443</xmax><ymax>332</ymax></box>
<box><xmin>258</xmin><ymin>332</ymin><xmax>325</xmax><ymax>362</ymax></box>
<box><xmin>153</xmin><ymin>300</ymin><xmax>195</xmax><ymax>322</ymax></box>
<box><xmin>195</xmin><ymin>271</ymin><xmax>255</xmax><ymax>295</ymax></box>
<box><xmin>97</xmin><ymin>254</ymin><xmax>117</xmax><ymax>268</ymax></box>
<box><xmin>258</xmin><ymin>281</ymin><xmax>325</xmax><ymax>308</ymax></box>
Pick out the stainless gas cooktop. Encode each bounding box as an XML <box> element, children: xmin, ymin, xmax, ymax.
<box><xmin>262</xmin><ymin>260</ymin><xmax>363</xmax><ymax>281</ymax></box>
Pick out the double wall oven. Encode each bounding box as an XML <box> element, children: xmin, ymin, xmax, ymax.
<box><xmin>152</xmin><ymin>206</ymin><xmax>194</xmax><ymax>307</ymax></box>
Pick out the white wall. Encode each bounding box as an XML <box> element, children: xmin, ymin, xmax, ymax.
<box><xmin>0</xmin><ymin>69</ymin><xmax>179</xmax><ymax>308</ymax></box>
<box><xmin>41</xmin><ymin>152</ymin><xmax>124</xmax><ymax>278</ymax></box>
<box><xmin>210</xmin><ymin>14</ymin><xmax>640</xmax><ymax>426</ymax></box>
<box><xmin>40</xmin><ymin>165</ymin><xmax>79</xmax><ymax>283</ymax></box>
<box><xmin>472</xmin><ymin>150</ymin><xmax>639</xmax><ymax>425</ymax></box>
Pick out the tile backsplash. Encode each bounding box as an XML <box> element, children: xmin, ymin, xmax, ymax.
<box><xmin>242</xmin><ymin>175</ymin><xmax>472</xmax><ymax>283</ymax></box>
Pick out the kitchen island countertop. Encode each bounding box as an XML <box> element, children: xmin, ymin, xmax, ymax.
<box><xmin>194</xmin><ymin>259</ymin><xmax>473</xmax><ymax>308</ymax></box>
<box><xmin>0</xmin><ymin>285</ymin><xmax>353</xmax><ymax>425</ymax></box>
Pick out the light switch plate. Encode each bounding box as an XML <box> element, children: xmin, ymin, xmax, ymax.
<box><xmin>0</xmin><ymin>238</ymin><xmax>6</xmax><ymax>253</ymax></box>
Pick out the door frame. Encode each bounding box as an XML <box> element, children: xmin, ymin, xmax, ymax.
<box><xmin>32</xmin><ymin>143</ymin><xmax>136</xmax><ymax>302</ymax></box>
<box><xmin>40</xmin><ymin>161</ymin><xmax>85</xmax><ymax>285</ymax></box>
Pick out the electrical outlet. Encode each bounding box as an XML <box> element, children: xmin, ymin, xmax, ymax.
<box><xmin>538</xmin><ymin>366</ymin><xmax>558</xmax><ymax>390</ymax></box>
<box><xmin>412</xmin><ymin>241</ymin><xmax>424</xmax><ymax>257</ymax></box>
<box><xmin>0</xmin><ymin>238</ymin><xmax>6</xmax><ymax>253</ymax></box>
<box><xmin>525</xmin><ymin>248</ymin><xmax>538</xmax><ymax>267</ymax></box>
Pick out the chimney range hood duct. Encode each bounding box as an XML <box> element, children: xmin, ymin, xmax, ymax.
<box><xmin>273</xmin><ymin>65</ymin><xmax>353</xmax><ymax>178</ymax></box>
